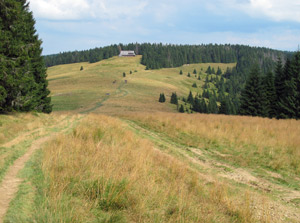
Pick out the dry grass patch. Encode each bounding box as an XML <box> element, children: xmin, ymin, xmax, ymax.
<box><xmin>40</xmin><ymin>114</ymin><xmax>255</xmax><ymax>222</ymax></box>
<box><xmin>127</xmin><ymin>112</ymin><xmax>300</xmax><ymax>174</ymax></box>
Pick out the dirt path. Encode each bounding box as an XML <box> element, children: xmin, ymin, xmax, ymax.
<box><xmin>0</xmin><ymin>115</ymin><xmax>83</xmax><ymax>222</ymax></box>
<box><xmin>0</xmin><ymin>135</ymin><xmax>54</xmax><ymax>222</ymax></box>
<box><xmin>125</xmin><ymin>120</ymin><xmax>300</xmax><ymax>222</ymax></box>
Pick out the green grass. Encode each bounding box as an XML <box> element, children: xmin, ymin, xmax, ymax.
<box><xmin>47</xmin><ymin>56</ymin><xmax>235</xmax><ymax>114</ymax></box>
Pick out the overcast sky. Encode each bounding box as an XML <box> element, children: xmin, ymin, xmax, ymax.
<box><xmin>28</xmin><ymin>0</ymin><xmax>300</xmax><ymax>55</ymax></box>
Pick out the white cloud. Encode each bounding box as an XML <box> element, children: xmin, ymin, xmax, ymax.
<box><xmin>247</xmin><ymin>0</ymin><xmax>300</xmax><ymax>22</ymax></box>
<box><xmin>28</xmin><ymin>0</ymin><xmax>148</xmax><ymax>20</ymax></box>
<box><xmin>217</xmin><ymin>0</ymin><xmax>300</xmax><ymax>23</ymax></box>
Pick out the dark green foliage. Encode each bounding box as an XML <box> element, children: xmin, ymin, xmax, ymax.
<box><xmin>80</xmin><ymin>66</ymin><xmax>83</xmax><ymax>71</ymax></box>
<box><xmin>187</xmin><ymin>91</ymin><xmax>194</xmax><ymax>105</ymax></box>
<box><xmin>192</xmin><ymin>83</ymin><xmax>197</xmax><ymax>88</ymax></box>
<box><xmin>130</xmin><ymin>70</ymin><xmax>132</xmax><ymax>74</ymax></box>
<box><xmin>170</xmin><ymin>92</ymin><xmax>178</xmax><ymax>105</ymax></box>
<box><xmin>44</xmin><ymin>45</ymin><xmax>120</xmax><ymax>67</ymax></box>
<box><xmin>179</xmin><ymin>104</ymin><xmax>184</xmax><ymax>113</ymax></box>
<box><xmin>206</xmin><ymin>66</ymin><xmax>212</xmax><ymax>74</ymax></box>
<box><xmin>276</xmin><ymin>59</ymin><xmax>297</xmax><ymax>119</ymax></box>
<box><xmin>159</xmin><ymin>93</ymin><xmax>166</xmax><ymax>103</ymax></box>
<box><xmin>208</xmin><ymin>93</ymin><xmax>218</xmax><ymax>114</ymax></box>
<box><xmin>179</xmin><ymin>70</ymin><xmax>183</xmax><ymax>75</ymax></box>
<box><xmin>193</xmin><ymin>69</ymin><xmax>197</xmax><ymax>74</ymax></box>
<box><xmin>0</xmin><ymin>0</ymin><xmax>52</xmax><ymax>113</ymax></box>
<box><xmin>197</xmin><ymin>75</ymin><xmax>201</xmax><ymax>80</ymax></box>
<box><xmin>211</xmin><ymin>67</ymin><xmax>216</xmax><ymax>74</ymax></box>
<box><xmin>239</xmin><ymin>65</ymin><xmax>263</xmax><ymax>116</ymax></box>
<box><xmin>262</xmin><ymin>71</ymin><xmax>277</xmax><ymax>118</ymax></box>
<box><xmin>123</xmin><ymin>72</ymin><xmax>126</xmax><ymax>77</ymax></box>
<box><xmin>187</xmin><ymin>72</ymin><xmax>191</xmax><ymax>77</ymax></box>
<box><xmin>292</xmin><ymin>52</ymin><xmax>300</xmax><ymax>119</ymax></box>
<box><xmin>216</xmin><ymin>67</ymin><xmax>222</xmax><ymax>75</ymax></box>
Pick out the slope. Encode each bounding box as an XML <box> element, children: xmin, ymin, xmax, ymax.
<box><xmin>47</xmin><ymin>56</ymin><xmax>235</xmax><ymax>114</ymax></box>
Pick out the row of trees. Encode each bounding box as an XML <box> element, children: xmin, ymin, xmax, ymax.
<box><xmin>0</xmin><ymin>0</ymin><xmax>52</xmax><ymax>113</ymax></box>
<box><xmin>44</xmin><ymin>45</ymin><xmax>120</xmax><ymax>67</ymax></box>
<box><xmin>240</xmin><ymin>52</ymin><xmax>300</xmax><ymax>119</ymax></box>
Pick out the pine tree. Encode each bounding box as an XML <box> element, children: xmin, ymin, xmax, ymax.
<box><xmin>187</xmin><ymin>91</ymin><xmax>194</xmax><ymax>105</ymax></box>
<box><xmin>130</xmin><ymin>70</ymin><xmax>132</xmax><ymax>74</ymax></box>
<box><xmin>80</xmin><ymin>66</ymin><xmax>83</xmax><ymax>71</ymax></box>
<box><xmin>276</xmin><ymin>59</ymin><xmax>297</xmax><ymax>119</ymax></box>
<box><xmin>198</xmin><ymin>75</ymin><xmax>201</xmax><ymax>80</ymax></box>
<box><xmin>239</xmin><ymin>65</ymin><xmax>263</xmax><ymax>116</ymax></box>
<box><xmin>159</xmin><ymin>93</ymin><xmax>166</xmax><ymax>103</ymax></box>
<box><xmin>162</xmin><ymin>93</ymin><xmax>166</xmax><ymax>102</ymax></box>
<box><xmin>211</xmin><ymin>67</ymin><xmax>216</xmax><ymax>74</ymax></box>
<box><xmin>123</xmin><ymin>72</ymin><xmax>126</xmax><ymax>77</ymax></box>
<box><xmin>193</xmin><ymin>69</ymin><xmax>197</xmax><ymax>74</ymax></box>
<box><xmin>206</xmin><ymin>66</ymin><xmax>212</xmax><ymax>74</ymax></box>
<box><xmin>292</xmin><ymin>51</ymin><xmax>300</xmax><ymax>119</ymax></box>
<box><xmin>192</xmin><ymin>83</ymin><xmax>197</xmax><ymax>88</ymax></box>
<box><xmin>179</xmin><ymin>104</ymin><xmax>185</xmax><ymax>113</ymax></box>
<box><xmin>216</xmin><ymin>67</ymin><xmax>222</xmax><ymax>75</ymax></box>
<box><xmin>170</xmin><ymin>92</ymin><xmax>178</xmax><ymax>105</ymax></box>
<box><xmin>219</xmin><ymin>97</ymin><xmax>228</xmax><ymax>114</ymax></box>
<box><xmin>262</xmin><ymin>71</ymin><xmax>277</xmax><ymax>118</ymax></box>
<box><xmin>187</xmin><ymin>72</ymin><xmax>191</xmax><ymax>77</ymax></box>
<box><xmin>179</xmin><ymin>70</ymin><xmax>183</xmax><ymax>75</ymax></box>
<box><xmin>274</xmin><ymin>58</ymin><xmax>285</xmax><ymax>116</ymax></box>
<box><xmin>0</xmin><ymin>0</ymin><xmax>52</xmax><ymax>113</ymax></box>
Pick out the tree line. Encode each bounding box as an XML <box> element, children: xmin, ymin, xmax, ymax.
<box><xmin>239</xmin><ymin>52</ymin><xmax>300</xmax><ymax>119</ymax></box>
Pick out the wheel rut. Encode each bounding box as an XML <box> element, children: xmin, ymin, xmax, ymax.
<box><xmin>0</xmin><ymin>115</ymin><xmax>82</xmax><ymax>223</ymax></box>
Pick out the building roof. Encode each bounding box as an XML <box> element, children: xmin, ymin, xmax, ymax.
<box><xmin>119</xmin><ymin>51</ymin><xmax>136</xmax><ymax>56</ymax></box>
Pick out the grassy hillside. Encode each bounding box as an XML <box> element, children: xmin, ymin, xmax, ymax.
<box><xmin>47</xmin><ymin>56</ymin><xmax>235</xmax><ymax>114</ymax></box>
<box><xmin>1</xmin><ymin>57</ymin><xmax>299</xmax><ymax>223</ymax></box>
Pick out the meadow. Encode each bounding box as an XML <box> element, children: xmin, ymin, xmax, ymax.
<box><xmin>1</xmin><ymin>56</ymin><xmax>299</xmax><ymax>223</ymax></box>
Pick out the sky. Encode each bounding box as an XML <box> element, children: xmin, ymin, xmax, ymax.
<box><xmin>28</xmin><ymin>0</ymin><xmax>300</xmax><ymax>55</ymax></box>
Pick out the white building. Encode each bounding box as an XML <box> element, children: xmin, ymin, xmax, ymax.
<box><xmin>119</xmin><ymin>51</ymin><xmax>136</xmax><ymax>57</ymax></box>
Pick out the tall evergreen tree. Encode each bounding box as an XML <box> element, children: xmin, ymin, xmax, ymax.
<box><xmin>239</xmin><ymin>65</ymin><xmax>263</xmax><ymax>116</ymax></box>
<box><xmin>292</xmin><ymin>51</ymin><xmax>300</xmax><ymax>119</ymax></box>
<box><xmin>179</xmin><ymin>104</ymin><xmax>184</xmax><ymax>113</ymax></box>
<box><xmin>187</xmin><ymin>91</ymin><xmax>194</xmax><ymax>105</ymax></box>
<box><xmin>0</xmin><ymin>0</ymin><xmax>52</xmax><ymax>113</ymax></box>
<box><xmin>170</xmin><ymin>92</ymin><xmax>178</xmax><ymax>105</ymax></box>
<box><xmin>262</xmin><ymin>71</ymin><xmax>277</xmax><ymax>118</ymax></box>
<box><xmin>276</xmin><ymin>59</ymin><xmax>297</xmax><ymax>119</ymax></box>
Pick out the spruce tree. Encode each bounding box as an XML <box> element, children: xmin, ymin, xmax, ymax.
<box><xmin>187</xmin><ymin>91</ymin><xmax>194</xmax><ymax>105</ymax></box>
<box><xmin>179</xmin><ymin>104</ymin><xmax>184</xmax><ymax>113</ymax></box>
<box><xmin>276</xmin><ymin>59</ymin><xmax>297</xmax><ymax>119</ymax></box>
<box><xmin>216</xmin><ymin>67</ymin><xmax>222</xmax><ymax>75</ymax></box>
<box><xmin>179</xmin><ymin>70</ymin><xmax>183</xmax><ymax>75</ymax></box>
<box><xmin>274</xmin><ymin>58</ymin><xmax>285</xmax><ymax>115</ymax></box>
<box><xmin>262</xmin><ymin>71</ymin><xmax>277</xmax><ymax>118</ymax></box>
<box><xmin>170</xmin><ymin>92</ymin><xmax>178</xmax><ymax>105</ymax></box>
<box><xmin>292</xmin><ymin>51</ymin><xmax>300</xmax><ymax>119</ymax></box>
<box><xmin>193</xmin><ymin>69</ymin><xmax>197</xmax><ymax>74</ymax></box>
<box><xmin>239</xmin><ymin>65</ymin><xmax>263</xmax><ymax>116</ymax></box>
<box><xmin>211</xmin><ymin>67</ymin><xmax>216</xmax><ymax>74</ymax></box>
<box><xmin>206</xmin><ymin>66</ymin><xmax>212</xmax><ymax>74</ymax></box>
<box><xmin>0</xmin><ymin>0</ymin><xmax>52</xmax><ymax>113</ymax></box>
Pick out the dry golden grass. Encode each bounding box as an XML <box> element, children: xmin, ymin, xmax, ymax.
<box><xmin>40</xmin><ymin>114</ymin><xmax>256</xmax><ymax>222</ymax></box>
<box><xmin>0</xmin><ymin>113</ymin><xmax>56</xmax><ymax>145</ymax></box>
<box><xmin>127</xmin><ymin>112</ymin><xmax>300</xmax><ymax>174</ymax></box>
